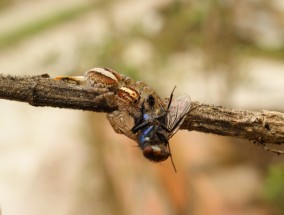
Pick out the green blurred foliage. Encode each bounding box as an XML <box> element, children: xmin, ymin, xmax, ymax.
<box><xmin>145</xmin><ymin>1</ymin><xmax>205</xmax><ymax>57</ymax></box>
<box><xmin>77</xmin><ymin>35</ymin><xmax>142</xmax><ymax>79</ymax></box>
<box><xmin>263</xmin><ymin>165</ymin><xmax>284</xmax><ymax>214</ymax></box>
<box><xmin>1</xmin><ymin>0</ymin><xmax>283</xmax><ymax>76</ymax></box>
<box><xmin>0</xmin><ymin>0</ymin><xmax>11</xmax><ymax>9</ymax></box>
<box><xmin>0</xmin><ymin>3</ymin><xmax>97</xmax><ymax>50</ymax></box>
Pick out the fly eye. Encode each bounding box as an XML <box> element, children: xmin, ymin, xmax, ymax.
<box><xmin>143</xmin><ymin>146</ymin><xmax>158</xmax><ymax>161</ymax></box>
<box><xmin>147</xmin><ymin>95</ymin><xmax>155</xmax><ymax>107</ymax></box>
<box><xmin>143</xmin><ymin>146</ymin><xmax>169</xmax><ymax>162</ymax></box>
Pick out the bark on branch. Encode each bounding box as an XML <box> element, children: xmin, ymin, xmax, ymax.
<box><xmin>0</xmin><ymin>74</ymin><xmax>117</xmax><ymax>112</ymax></box>
<box><xmin>0</xmin><ymin>74</ymin><xmax>283</xmax><ymax>148</ymax></box>
<box><xmin>183</xmin><ymin>102</ymin><xmax>284</xmax><ymax>146</ymax></box>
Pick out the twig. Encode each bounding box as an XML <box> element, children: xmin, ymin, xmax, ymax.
<box><xmin>0</xmin><ymin>73</ymin><xmax>283</xmax><ymax>147</ymax></box>
<box><xmin>182</xmin><ymin>102</ymin><xmax>284</xmax><ymax>146</ymax></box>
<box><xmin>0</xmin><ymin>74</ymin><xmax>117</xmax><ymax>112</ymax></box>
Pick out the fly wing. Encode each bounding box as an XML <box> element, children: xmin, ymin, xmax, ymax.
<box><xmin>166</xmin><ymin>94</ymin><xmax>191</xmax><ymax>139</ymax></box>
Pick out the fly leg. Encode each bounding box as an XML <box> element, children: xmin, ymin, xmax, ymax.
<box><xmin>131</xmin><ymin>102</ymin><xmax>151</xmax><ymax>134</ymax></box>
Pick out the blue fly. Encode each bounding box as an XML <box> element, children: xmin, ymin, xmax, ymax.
<box><xmin>131</xmin><ymin>87</ymin><xmax>191</xmax><ymax>172</ymax></box>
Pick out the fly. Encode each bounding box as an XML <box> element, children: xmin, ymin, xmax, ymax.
<box><xmin>131</xmin><ymin>87</ymin><xmax>191</xmax><ymax>172</ymax></box>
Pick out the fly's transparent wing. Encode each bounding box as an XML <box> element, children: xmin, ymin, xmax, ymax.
<box><xmin>166</xmin><ymin>94</ymin><xmax>191</xmax><ymax>139</ymax></box>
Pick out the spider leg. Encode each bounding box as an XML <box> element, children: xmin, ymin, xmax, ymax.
<box><xmin>54</xmin><ymin>76</ymin><xmax>86</xmax><ymax>84</ymax></box>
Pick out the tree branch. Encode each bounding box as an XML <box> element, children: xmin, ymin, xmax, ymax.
<box><xmin>0</xmin><ymin>73</ymin><xmax>283</xmax><ymax>147</ymax></box>
<box><xmin>0</xmin><ymin>74</ymin><xmax>117</xmax><ymax>112</ymax></box>
<box><xmin>183</xmin><ymin>102</ymin><xmax>284</xmax><ymax>146</ymax></box>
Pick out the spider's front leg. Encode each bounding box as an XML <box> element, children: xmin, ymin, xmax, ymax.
<box><xmin>54</xmin><ymin>76</ymin><xmax>86</xmax><ymax>84</ymax></box>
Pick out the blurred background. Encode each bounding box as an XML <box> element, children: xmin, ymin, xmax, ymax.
<box><xmin>0</xmin><ymin>0</ymin><xmax>283</xmax><ymax>214</ymax></box>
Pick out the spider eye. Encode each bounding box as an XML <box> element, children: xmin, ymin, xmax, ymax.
<box><xmin>147</xmin><ymin>95</ymin><xmax>155</xmax><ymax>107</ymax></box>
